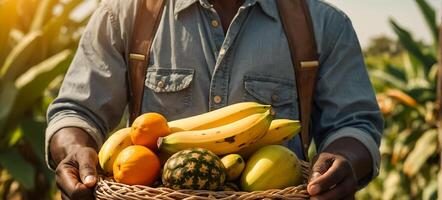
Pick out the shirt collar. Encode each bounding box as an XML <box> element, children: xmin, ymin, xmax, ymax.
<box><xmin>174</xmin><ymin>0</ymin><xmax>278</xmax><ymax>21</ymax></box>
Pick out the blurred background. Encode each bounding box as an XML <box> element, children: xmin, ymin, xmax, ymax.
<box><xmin>0</xmin><ymin>0</ymin><xmax>440</xmax><ymax>199</ymax></box>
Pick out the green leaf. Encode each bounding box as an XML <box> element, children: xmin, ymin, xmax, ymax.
<box><xmin>0</xmin><ymin>31</ymin><xmax>43</xmax><ymax>81</ymax></box>
<box><xmin>0</xmin><ymin>150</ymin><xmax>35</xmax><ymax>189</ymax></box>
<box><xmin>403</xmin><ymin>129</ymin><xmax>438</xmax><ymax>177</ymax></box>
<box><xmin>7</xmin><ymin>127</ymin><xmax>23</xmax><ymax>147</ymax></box>
<box><xmin>8</xmin><ymin>50</ymin><xmax>73</xmax><ymax>124</ymax></box>
<box><xmin>385</xmin><ymin>63</ymin><xmax>407</xmax><ymax>82</ymax></box>
<box><xmin>414</xmin><ymin>0</ymin><xmax>438</xmax><ymax>44</ymax></box>
<box><xmin>390</xmin><ymin>19</ymin><xmax>437</xmax><ymax>70</ymax></box>
<box><xmin>371</xmin><ymin>69</ymin><xmax>407</xmax><ymax>89</ymax></box>
<box><xmin>21</xmin><ymin>118</ymin><xmax>47</xmax><ymax>162</ymax></box>
<box><xmin>0</xmin><ymin>80</ymin><xmax>18</xmax><ymax>135</ymax></box>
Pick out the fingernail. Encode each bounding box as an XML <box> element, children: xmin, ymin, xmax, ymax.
<box><xmin>310</xmin><ymin>172</ymin><xmax>321</xmax><ymax>181</ymax></box>
<box><xmin>84</xmin><ymin>175</ymin><xmax>96</xmax><ymax>186</ymax></box>
<box><xmin>308</xmin><ymin>184</ymin><xmax>320</xmax><ymax>195</ymax></box>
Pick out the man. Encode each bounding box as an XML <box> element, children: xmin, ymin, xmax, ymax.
<box><xmin>46</xmin><ymin>0</ymin><xmax>383</xmax><ymax>199</ymax></box>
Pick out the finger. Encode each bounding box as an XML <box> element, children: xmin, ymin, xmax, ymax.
<box><xmin>57</xmin><ymin>166</ymin><xmax>94</xmax><ymax>200</ymax></box>
<box><xmin>310</xmin><ymin>177</ymin><xmax>356</xmax><ymax>200</ymax></box>
<box><xmin>310</xmin><ymin>153</ymin><xmax>335</xmax><ymax>180</ymax></box>
<box><xmin>308</xmin><ymin>153</ymin><xmax>341</xmax><ymax>195</ymax></box>
<box><xmin>309</xmin><ymin>158</ymin><xmax>349</xmax><ymax>190</ymax></box>
<box><xmin>76</xmin><ymin>148</ymin><xmax>98</xmax><ymax>188</ymax></box>
<box><xmin>56</xmin><ymin>160</ymin><xmax>82</xmax><ymax>197</ymax></box>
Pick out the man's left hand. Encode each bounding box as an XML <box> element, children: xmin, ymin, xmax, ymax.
<box><xmin>307</xmin><ymin>152</ymin><xmax>357</xmax><ymax>200</ymax></box>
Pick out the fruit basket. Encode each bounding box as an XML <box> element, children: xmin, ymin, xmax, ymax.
<box><xmin>95</xmin><ymin>160</ymin><xmax>310</xmax><ymax>200</ymax></box>
<box><xmin>95</xmin><ymin>102</ymin><xmax>311</xmax><ymax>200</ymax></box>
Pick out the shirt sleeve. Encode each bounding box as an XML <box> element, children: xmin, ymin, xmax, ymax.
<box><xmin>45</xmin><ymin>2</ymin><xmax>128</xmax><ymax>170</ymax></box>
<box><xmin>310</xmin><ymin>16</ymin><xmax>384</xmax><ymax>187</ymax></box>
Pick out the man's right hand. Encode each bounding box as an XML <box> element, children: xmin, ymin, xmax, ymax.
<box><xmin>50</xmin><ymin>128</ymin><xmax>99</xmax><ymax>200</ymax></box>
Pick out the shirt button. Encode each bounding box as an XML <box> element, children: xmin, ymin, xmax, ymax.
<box><xmin>213</xmin><ymin>95</ymin><xmax>222</xmax><ymax>104</ymax></box>
<box><xmin>211</xmin><ymin>20</ymin><xmax>219</xmax><ymax>28</ymax></box>
<box><xmin>157</xmin><ymin>81</ymin><xmax>165</xmax><ymax>88</ymax></box>
<box><xmin>271</xmin><ymin>94</ymin><xmax>280</xmax><ymax>102</ymax></box>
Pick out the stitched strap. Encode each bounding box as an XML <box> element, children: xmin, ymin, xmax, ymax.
<box><xmin>277</xmin><ymin>0</ymin><xmax>319</xmax><ymax>160</ymax></box>
<box><xmin>128</xmin><ymin>0</ymin><xmax>166</xmax><ymax>124</ymax></box>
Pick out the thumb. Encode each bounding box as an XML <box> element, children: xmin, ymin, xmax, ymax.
<box><xmin>308</xmin><ymin>152</ymin><xmax>335</xmax><ymax>195</ymax></box>
<box><xmin>76</xmin><ymin>147</ymin><xmax>98</xmax><ymax>188</ymax></box>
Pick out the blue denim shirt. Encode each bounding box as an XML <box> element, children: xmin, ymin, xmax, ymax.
<box><xmin>46</xmin><ymin>0</ymin><xmax>383</xmax><ymax>185</ymax></box>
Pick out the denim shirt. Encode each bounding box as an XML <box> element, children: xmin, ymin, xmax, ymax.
<box><xmin>46</xmin><ymin>0</ymin><xmax>383</xmax><ymax>185</ymax></box>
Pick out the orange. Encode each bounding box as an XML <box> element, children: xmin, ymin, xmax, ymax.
<box><xmin>113</xmin><ymin>145</ymin><xmax>160</xmax><ymax>186</ymax></box>
<box><xmin>131</xmin><ymin>113</ymin><xmax>170</xmax><ymax>150</ymax></box>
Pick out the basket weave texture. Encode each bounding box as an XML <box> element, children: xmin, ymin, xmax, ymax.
<box><xmin>95</xmin><ymin>161</ymin><xmax>310</xmax><ymax>200</ymax></box>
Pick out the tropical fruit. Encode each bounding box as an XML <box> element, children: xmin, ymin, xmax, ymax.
<box><xmin>221</xmin><ymin>154</ymin><xmax>245</xmax><ymax>181</ymax></box>
<box><xmin>162</xmin><ymin>148</ymin><xmax>226</xmax><ymax>190</ymax></box>
<box><xmin>159</xmin><ymin>110</ymin><xmax>273</xmax><ymax>155</ymax></box>
<box><xmin>238</xmin><ymin>119</ymin><xmax>301</xmax><ymax>158</ymax></box>
<box><xmin>131</xmin><ymin>112</ymin><xmax>170</xmax><ymax>150</ymax></box>
<box><xmin>98</xmin><ymin>128</ymin><xmax>132</xmax><ymax>175</ymax></box>
<box><xmin>240</xmin><ymin>145</ymin><xmax>303</xmax><ymax>191</ymax></box>
<box><xmin>113</xmin><ymin>145</ymin><xmax>160</xmax><ymax>186</ymax></box>
<box><xmin>167</xmin><ymin>102</ymin><xmax>271</xmax><ymax>132</ymax></box>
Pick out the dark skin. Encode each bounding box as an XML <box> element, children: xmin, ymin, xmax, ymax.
<box><xmin>51</xmin><ymin>1</ymin><xmax>373</xmax><ymax>199</ymax></box>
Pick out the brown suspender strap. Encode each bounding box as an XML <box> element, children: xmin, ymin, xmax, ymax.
<box><xmin>277</xmin><ymin>0</ymin><xmax>319</xmax><ymax>160</ymax></box>
<box><xmin>128</xmin><ymin>0</ymin><xmax>166</xmax><ymax>124</ymax></box>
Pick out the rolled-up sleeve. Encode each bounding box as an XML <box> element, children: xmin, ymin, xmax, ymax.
<box><xmin>311</xmin><ymin>15</ymin><xmax>384</xmax><ymax>187</ymax></box>
<box><xmin>45</xmin><ymin>2</ymin><xmax>128</xmax><ymax>170</ymax></box>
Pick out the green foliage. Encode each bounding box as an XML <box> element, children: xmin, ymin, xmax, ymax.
<box><xmin>0</xmin><ymin>0</ymin><xmax>95</xmax><ymax>199</ymax></box>
<box><xmin>358</xmin><ymin>0</ymin><xmax>439</xmax><ymax>199</ymax></box>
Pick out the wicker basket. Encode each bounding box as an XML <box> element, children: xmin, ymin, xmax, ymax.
<box><xmin>95</xmin><ymin>160</ymin><xmax>310</xmax><ymax>200</ymax></box>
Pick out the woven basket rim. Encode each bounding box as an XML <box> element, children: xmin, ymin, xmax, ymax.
<box><xmin>95</xmin><ymin>160</ymin><xmax>311</xmax><ymax>200</ymax></box>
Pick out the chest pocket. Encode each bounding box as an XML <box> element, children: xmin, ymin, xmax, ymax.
<box><xmin>143</xmin><ymin>68</ymin><xmax>194</xmax><ymax>119</ymax></box>
<box><xmin>243</xmin><ymin>75</ymin><xmax>298</xmax><ymax>119</ymax></box>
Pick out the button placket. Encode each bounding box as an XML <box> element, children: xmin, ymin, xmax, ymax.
<box><xmin>207</xmin><ymin>5</ymin><xmax>252</xmax><ymax>111</ymax></box>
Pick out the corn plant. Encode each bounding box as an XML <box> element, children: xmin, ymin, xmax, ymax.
<box><xmin>357</xmin><ymin>0</ymin><xmax>439</xmax><ymax>199</ymax></box>
<box><xmin>0</xmin><ymin>0</ymin><xmax>95</xmax><ymax>199</ymax></box>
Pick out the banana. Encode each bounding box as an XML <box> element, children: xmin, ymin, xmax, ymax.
<box><xmin>98</xmin><ymin>128</ymin><xmax>132</xmax><ymax>175</ymax></box>
<box><xmin>238</xmin><ymin>119</ymin><xmax>301</xmax><ymax>158</ymax></box>
<box><xmin>159</xmin><ymin>110</ymin><xmax>273</xmax><ymax>156</ymax></box>
<box><xmin>167</xmin><ymin>102</ymin><xmax>271</xmax><ymax>132</ymax></box>
<box><xmin>221</xmin><ymin>154</ymin><xmax>245</xmax><ymax>181</ymax></box>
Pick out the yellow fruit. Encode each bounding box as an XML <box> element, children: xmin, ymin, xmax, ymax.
<box><xmin>98</xmin><ymin>128</ymin><xmax>132</xmax><ymax>175</ymax></box>
<box><xmin>240</xmin><ymin>145</ymin><xmax>303</xmax><ymax>191</ymax></box>
<box><xmin>131</xmin><ymin>113</ymin><xmax>170</xmax><ymax>151</ymax></box>
<box><xmin>167</xmin><ymin>102</ymin><xmax>271</xmax><ymax>132</ymax></box>
<box><xmin>221</xmin><ymin>154</ymin><xmax>245</xmax><ymax>181</ymax></box>
<box><xmin>159</xmin><ymin>110</ymin><xmax>273</xmax><ymax>155</ymax></box>
<box><xmin>113</xmin><ymin>145</ymin><xmax>160</xmax><ymax>186</ymax></box>
<box><xmin>238</xmin><ymin>119</ymin><xmax>300</xmax><ymax>158</ymax></box>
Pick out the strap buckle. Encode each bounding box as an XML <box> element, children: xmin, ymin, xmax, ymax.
<box><xmin>300</xmin><ymin>60</ymin><xmax>319</xmax><ymax>68</ymax></box>
<box><xmin>130</xmin><ymin>53</ymin><xmax>146</xmax><ymax>61</ymax></box>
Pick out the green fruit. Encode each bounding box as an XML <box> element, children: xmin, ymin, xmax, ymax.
<box><xmin>221</xmin><ymin>154</ymin><xmax>245</xmax><ymax>181</ymax></box>
<box><xmin>240</xmin><ymin>145</ymin><xmax>303</xmax><ymax>191</ymax></box>
<box><xmin>162</xmin><ymin>148</ymin><xmax>226</xmax><ymax>190</ymax></box>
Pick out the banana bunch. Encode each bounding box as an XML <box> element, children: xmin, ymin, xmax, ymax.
<box><xmin>159</xmin><ymin>102</ymin><xmax>301</xmax><ymax>157</ymax></box>
<box><xmin>160</xmin><ymin>110</ymin><xmax>273</xmax><ymax>155</ymax></box>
